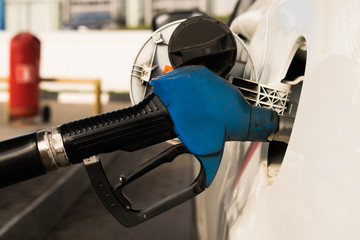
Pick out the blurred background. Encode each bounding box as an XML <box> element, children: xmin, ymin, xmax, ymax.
<box><xmin>4</xmin><ymin>0</ymin><xmax>237</xmax><ymax>31</ymax></box>
<box><xmin>0</xmin><ymin>0</ymin><xmax>238</xmax><ymax>99</ymax></box>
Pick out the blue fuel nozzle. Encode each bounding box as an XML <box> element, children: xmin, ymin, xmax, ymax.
<box><xmin>150</xmin><ymin>65</ymin><xmax>279</xmax><ymax>186</ymax></box>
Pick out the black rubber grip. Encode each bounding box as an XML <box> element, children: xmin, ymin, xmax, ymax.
<box><xmin>60</xmin><ymin>93</ymin><xmax>176</xmax><ymax>164</ymax></box>
<box><xmin>0</xmin><ymin>132</ymin><xmax>46</xmax><ymax>188</ymax></box>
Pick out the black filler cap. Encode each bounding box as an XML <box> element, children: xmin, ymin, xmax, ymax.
<box><xmin>168</xmin><ymin>16</ymin><xmax>237</xmax><ymax>77</ymax></box>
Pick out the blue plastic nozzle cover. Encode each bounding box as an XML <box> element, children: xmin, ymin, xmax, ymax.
<box><xmin>150</xmin><ymin>66</ymin><xmax>278</xmax><ymax>186</ymax></box>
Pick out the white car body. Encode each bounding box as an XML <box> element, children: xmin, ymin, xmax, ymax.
<box><xmin>194</xmin><ymin>0</ymin><xmax>360</xmax><ymax>239</ymax></box>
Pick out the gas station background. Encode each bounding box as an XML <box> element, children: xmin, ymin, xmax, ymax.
<box><xmin>0</xmin><ymin>0</ymin><xmax>238</xmax><ymax>101</ymax></box>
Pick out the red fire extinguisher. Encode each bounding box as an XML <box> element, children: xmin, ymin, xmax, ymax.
<box><xmin>9</xmin><ymin>32</ymin><xmax>41</xmax><ymax>119</ymax></box>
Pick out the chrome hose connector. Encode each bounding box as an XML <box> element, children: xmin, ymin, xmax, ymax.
<box><xmin>37</xmin><ymin>127</ymin><xmax>71</xmax><ymax>172</ymax></box>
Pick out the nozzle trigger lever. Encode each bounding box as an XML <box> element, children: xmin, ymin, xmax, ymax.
<box><xmin>83</xmin><ymin>143</ymin><xmax>206</xmax><ymax>227</ymax></box>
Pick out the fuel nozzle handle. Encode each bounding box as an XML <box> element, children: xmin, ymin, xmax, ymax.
<box><xmin>0</xmin><ymin>93</ymin><xmax>175</xmax><ymax>188</ymax></box>
<box><xmin>57</xmin><ymin>93</ymin><xmax>175</xmax><ymax>164</ymax></box>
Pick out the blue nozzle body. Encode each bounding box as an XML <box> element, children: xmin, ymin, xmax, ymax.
<box><xmin>150</xmin><ymin>66</ymin><xmax>278</xmax><ymax>186</ymax></box>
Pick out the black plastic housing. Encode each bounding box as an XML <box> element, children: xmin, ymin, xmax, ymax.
<box><xmin>60</xmin><ymin>93</ymin><xmax>176</xmax><ymax>164</ymax></box>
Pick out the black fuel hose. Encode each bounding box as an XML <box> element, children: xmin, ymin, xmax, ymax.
<box><xmin>0</xmin><ymin>93</ymin><xmax>176</xmax><ymax>188</ymax></box>
<box><xmin>0</xmin><ymin>132</ymin><xmax>46</xmax><ymax>187</ymax></box>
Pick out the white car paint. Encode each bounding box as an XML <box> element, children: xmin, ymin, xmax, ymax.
<box><xmin>195</xmin><ymin>0</ymin><xmax>360</xmax><ymax>239</ymax></box>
